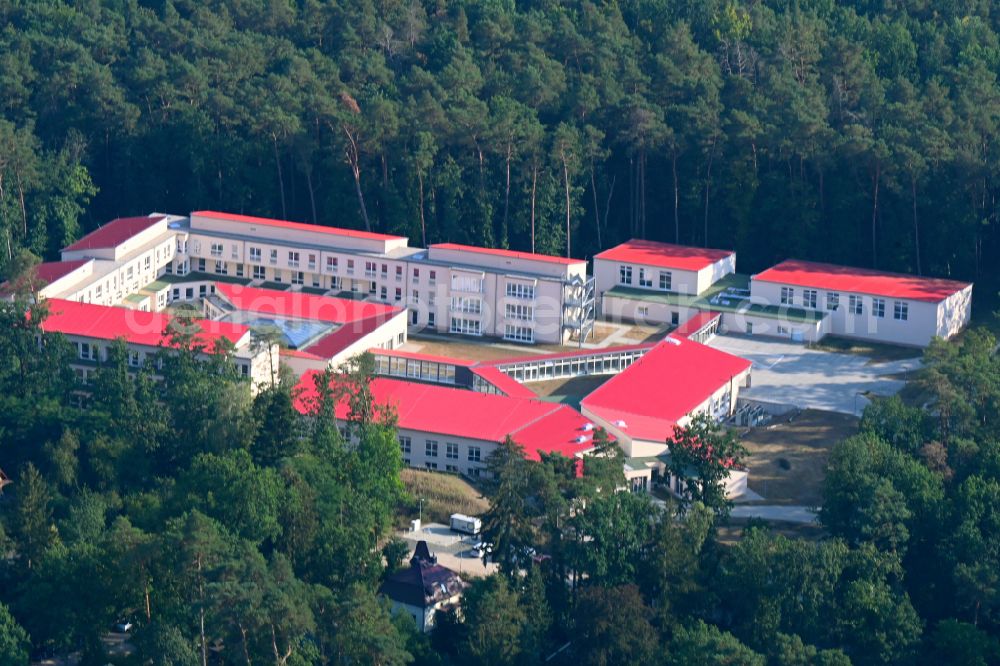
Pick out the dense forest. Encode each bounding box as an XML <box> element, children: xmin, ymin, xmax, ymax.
<box><xmin>1</xmin><ymin>0</ymin><xmax>1000</xmax><ymax>302</ymax></box>
<box><xmin>2</xmin><ymin>266</ymin><xmax>1000</xmax><ymax>664</ymax></box>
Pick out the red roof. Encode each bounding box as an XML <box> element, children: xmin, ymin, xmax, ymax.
<box><xmin>371</xmin><ymin>348</ymin><xmax>475</xmax><ymax>367</ymax></box>
<box><xmin>594</xmin><ymin>239</ymin><xmax>734</xmax><ymax>271</ymax></box>
<box><xmin>63</xmin><ymin>216</ymin><xmax>166</xmax><ymax>252</ymax></box>
<box><xmin>40</xmin><ymin>299</ymin><xmax>249</xmax><ymax>348</ymax></box>
<box><xmin>214</xmin><ymin>283</ymin><xmax>400</xmax><ymax>324</ymax></box>
<box><xmin>33</xmin><ymin>260</ymin><xmax>90</xmax><ymax>285</ymax></box>
<box><xmin>192</xmin><ymin>210</ymin><xmax>406</xmax><ymax>242</ymax></box>
<box><xmin>470</xmin><ymin>365</ymin><xmax>539</xmax><ymax>399</ymax></box>
<box><xmin>673</xmin><ymin>311</ymin><xmax>721</xmax><ymax>338</ymax></box>
<box><xmin>753</xmin><ymin>259</ymin><xmax>971</xmax><ymax>303</ymax></box>
<box><xmin>581</xmin><ymin>336</ymin><xmax>751</xmax><ymax>442</ymax></box>
<box><xmin>293</xmin><ymin>374</ymin><xmax>597</xmax><ymax>462</ymax></box>
<box><xmin>430</xmin><ymin>243</ymin><xmax>584</xmax><ymax>266</ymax></box>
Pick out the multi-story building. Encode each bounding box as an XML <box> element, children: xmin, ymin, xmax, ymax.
<box><xmin>38</xmin><ymin>298</ymin><xmax>279</xmax><ymax>397</ymax></box>
<box><xmin>594</xmin><ymin>239</ymin><xmax>736</xmax><ymax>326</ymax></box>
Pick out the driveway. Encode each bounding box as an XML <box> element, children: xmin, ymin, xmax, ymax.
<box><xmin>730</xmin><ymin>505</ymin><xmax>818</xmax><ymax>524</ymax></box>
<box><xmin>707</xmin><ymin>335</ymin><xmax>922</xmax><ymax>415</ymax></box>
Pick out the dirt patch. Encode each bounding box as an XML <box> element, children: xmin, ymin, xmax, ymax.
<box><xmin>400</xmin><ymin>468</ymin><xmax>489</xmax><ymax>526</ymax></box>
<box><xmin>529</xmin><ymin>374</ymin><xmax>612</xmax><ymax>408</ymax></box>
<box><xmin>624</xmin><ymin>323</ymin><xmax>671</xmax><ymax>343</ymax></box>
<box><xmin>740</xmin><ymin>409</ymin><xmax>859</xmax><ymax>506</ymax></box>
<box><xmin>587</xmin><ymin>323</ymin><xmax>621</xmax><ymax>344</ymax></box>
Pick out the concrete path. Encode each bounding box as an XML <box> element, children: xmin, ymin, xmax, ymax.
<box><xmin>730</xmin><ymin>505</ymin><xmax>819</xmax><ymax>524</ymax></box>
<box><xmin>707</xmin><ymin>335</ymin><xmax>921</xmax><ymax>415</ymax></box>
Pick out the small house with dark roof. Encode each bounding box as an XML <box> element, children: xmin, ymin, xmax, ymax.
<box><xmin>379</xmin><ymin>541</ymin><xmax>466</xmax><ymax>632</ymax></box>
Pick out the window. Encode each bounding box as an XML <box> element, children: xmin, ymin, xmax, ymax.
<box><xmin>347</xmin><ymin>259</ymin><xmax>355</xmax><ymax>274</ymax></box>
<box><xmin>469</xmin><ymin>467</ymin><xmax>481</xmax><ymax>478</ymax></box>
<box><xmin>331</xmin><ymin>276</ymin><xmax>341</xmax><ymax>290</ymax></box>
<box><xmin>451</xmin><ymin>275</ymin><xmax>484</xmax><ymax>293</ymax></box>
<box><xmin>873</xmin><ymin>298</ymin><xmax>885</xmax><ymax>318</ymax></box>
<box><xmin>428</xmin><ymin>312</ymin><xmax>436</xmax><ymax>326</ymax></box>
<box><xmin>468</xmin><ymin>446</ymin><xmax>481</xmax><ymax>462</ymax></box>
<box><xmin>894</xmin><ymin>301</ymin><xmax>908</xmax><ymax>321</ymax></box>
<box><xmin>250</xmin><ymin>247</ymin><xmax>262</xmax><ymax>262</ymax></box>
<box><xmin>365</xmin><ymin>261</ymin><xmax>377</xmax><ymax>278</ymax></box>
<box><xmin>849</xmin><ymin>295</ymin><xmax>863</xmax><ymax>315</ymax></box>
<box><xmin>231</xmin><ymin>245</ymin><xmax>239</xmax><ymax>259</ymax></box>
<box><xmin>379</xmin><ymin>286</ymin><xmax>387</xmax><ymax>300</ymax></box>
<box><xmin>451</xmin><ymin>297</ymin><xmax>482</xmax><ymax>314</ymax></box>
<box><xmin>671</xmin><ymin>312</ymin><xmax>680</xmax><ymax>326</ymax></box>
<box><xmin>429</xmin><ymin>270</ymin><xmax>437</xmax><ymax>285</ymax></box>
<box><xmin>127</xmin><ymin>266</ymin><xmax>134</xmax><ymax>278</ymax></box>
<box><xmin>308</xmin><ymin>254</ymin><xmax>316</xmax><ymax>270</ymax></box>
<box><xmin>451</xmin><ymin>317</ymin><xmax>482</xmax><ymax>335</ymax></box>
<box><xmin>446</xmin><ymin>443</ymin><xmax>459</xmax><ymax>459</ymax></box>
<box><xmin>425</xmin><ymin>440</ymin><xmax>438</xmax><ymax>457</ymax></box>
<box><xmin>311</xmin><ymin>274</ymin><xmax>320</xmax><ymax>287</ymax></box>
<box><xmin>412</xmin><ymin>290</ymin><xmax>419</xmax><ymax>304</ymax></box>
<box><xmin>504</xmin><ymin>325</ymin><xmax>533</xmax><ymax>343</ymax></box>
<box><xmin>780</xmin><ymin>287</ymin><xmax>794</xmax><ymax>305</ymax></box>
<box><xmin>381</xmin><ymin>264</ymin><xmax>388</xmax><ymax>278</ymax></box>
<box><xmin>197</xmin><ymin>258</ymin><xmax>206</xmax><ymax>272</ymax></box>
<box><xmin>236</xmin><ymin>264</ymin><xmax>245</xmax><ymax>278</ymax></box>
<box><xmin>292</xmin><ymin>271</ymin><xmax>304</xmax><ymax>285</ymax></box>
<box><xmin>253</xmin><ymin>265</ymin><xmax>266</xmax><ymax>280</ymax></box>
<box><xmin>619</xmin><ymin>265</ymin><xmax>632</xmax><ymax>285</ymax></box>
<box><xmin>803</xmin><ymin>289</ymin><xmax>817</xmax><ymax>309</ymax></box>
<box><xmin>214</xmin><ymin>261</ymin><xmax>228</xmax><ymax>275</ymax></box>
<box><xmin>506</xmin><ymin>282</ymin><xmax>535</xmax><ymax>300</ymax></box>
<box><xmin>638</xmin><ymin>268</ymin><xmax>652</xmax><ymax>288</ymax></box>
<box><xmin>395</xmin><ymin>265</ymin><xmax>403</xmax><ymax>280</ymax></box>
<box><xmin>446</xmin><ymin>464</ymin><xmax>459</xmax><ymax>473</ymax></box>
<box><xmin>394</xmin><ymin>288</ymin><xmax>402</xmax><ymax>301</ymax></box>
<box><xmin>638</xmin><ymin>306</ymin><xmax>649</xmax><ymax>316</ymax></box>
<box><xmin>826</xmin><ymin>292</ymin><xmax>840</xmax><ymax>310</ymax></box>
<box><xmin>399</xmin><ymin>436</ymin><xmax>411</xmax><ymax>454</ymax></box>
<box><xmin>505</xmin><ymin>304</ymin><xmax>533</xmax><ymax>321</ymax></box>
<box><xmin>777</xmin><ymin>325</ymin><xmax>789</xmax><ymax>335</ymax></box>
<box><xmin>326</xmin><ymin>256</ymin><xmax>337</xmax><ymax>272</ymax></box>
<box><xmin>288</xmin><ymin>251</ymin><xmax>300</xmax><ymax>267</ymax></box>
<box><xmin>659</xmin><ymin>271</ymin><xmax>672</xmax><ymax>291</ymax></box>
<box><xmin>269</xmin><ymin>249</ymin><xmax>278</xmax><ymax>265</ymax></box>
<box><xmin>412</xmin><ymin>268</ymin><xmax>420</xmax><ymax>283</ymax></box>
<box><xmin>79</xmin><ymin>342</ymin><xmax>93</xmax><ymax>360</ymax></box>
<box><xmin>210</xmin><ymin>243</ymin><xmax>223</xmax><ymax>257</ymax></box>
<box><xmin>128</xmin><ymin>351</ymin><xmax>140</xmax><ymax>367</ymax></box>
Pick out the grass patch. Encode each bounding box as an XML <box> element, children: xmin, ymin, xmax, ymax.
<box><xmin>807</xmin><ymin>335</ymin><xmax>922</xmax><ymax>363</ymax></box>
<box><xmin>741</xmin><ymin>409</ymin><xmax>859</xmax><ymax>506</ymax></box>
<box><xmin>530</xmin><ymin>374</ymin><xmax>612</xmax><ymax>409</ymax></box>
<box><xmin>717</xmin><ymin>518</ymin><xmax>827</xmax><ymax>545</ymax></box>
<box><xmin>400</xmin><ymin>468</ymin><xmax>489</xmax><ymax>526</ymax></box>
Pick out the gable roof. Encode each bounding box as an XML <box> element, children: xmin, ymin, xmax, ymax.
<box><xmin>63</xmin><ymin>215</ymin><xmax>166</xmax><ymax>252</ymax></box>
<box><xmin>33</xmin><ymin>260</ymin><xmax>91</xmax><ymax>285</ymax></box>
<box><xmin>379</xmin><ymin>555</ymin><xmax>465</xmax><ymax>608</ymax></box>
<box><xmin>581</xmin><ymin>336</ymin><xmax>751</xmax><ymax>442</ymax></box>
<box><xmin>594</xmin><ymin>239</ymin><xmax>734</xmax><ymax>271</ymax></box>
<box><xmin>191</xmin><ymin>210</ymin><xmax>406</xmax><ymax>242</ymax></box>
<box><xmin>293</xmin><ymin>374</ymin><xmax>598</xmax><ymax>461</ymax></box>
<box><xmin>39</xmin><ymin>299</ymin><xmax>249</xmax><ymax>348</ymax></box>
<box><xmin>752</xmin><ymin>259</ymin><xmax>971</xmax><ymax>303</ymax></box>
<box><xmin>429</xmin><ymin>243</ymin><xmax>584</xmax><ymax>266</ymax></box>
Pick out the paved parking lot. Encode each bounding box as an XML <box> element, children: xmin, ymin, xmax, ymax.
<box><xmin>707</xmin><ymin>335</ymin><xmax>922</xmax><ymax>415</ymax></box>
<box><xmin>399</xmin><ymin>523</ymin><xmax>497</xmax><ymax>577</ymax></box>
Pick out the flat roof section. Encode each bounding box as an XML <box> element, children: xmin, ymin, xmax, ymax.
<box><xmin>191</xmin><ymin>210</ymin><xmax>407</xmax><ymax>243</ymax></box>
<box><xmin>581</xmin><ymin>336</ymin><xmax>751</xmax><ymax>442</ymax></box>
<box><xmin>429</xmin><ymin>242</ymin><xmax>585</xmax><ymax>266</ymax></box>
<box><xmin>40</xmin><ymin>299</ymin><xmax>249</xmax><ymax>348</ymax></box>
<box><xmin>752</xmin><ymin>259</ymin><xmax>971</xmax><ymax>303</ymax></box>
<box><xmin>214</xmin><ymin>283</ymin><xmax>400</xmax><ymax>325</ymax></box>
<box><xmin>63</xmin><ymin>215</ymin><xmax>166</xmax><ymax>252</ymax></box>
<box><xmin>594</xmin><ymin>239</ymin><xmax>734</xmax><ymax>271</ymax></box>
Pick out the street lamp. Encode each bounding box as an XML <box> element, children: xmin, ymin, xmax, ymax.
<box><xmin>418</xmin><ymin>498</ymin><xmax>425</xmax><ymax>527</ymax></box>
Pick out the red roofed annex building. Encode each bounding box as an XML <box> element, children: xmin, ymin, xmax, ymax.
<box><xmin>293</xmin><ymin>372</ymin><xmax>600</xmax><ymax>478</ymax></box>
<box><xmin>39</xmin><ymin>298</ymin><xmax>279</xmax><ymax>398</ymax></box>
<box><xmin>581</xmin><ymin>335</ymin><xmax>752</xmax><ymax>496</ymax></box>
<box><xmin>749</xmin><ymin>259</ymin><xmax>972</xmax><ymax>347</ymax></box>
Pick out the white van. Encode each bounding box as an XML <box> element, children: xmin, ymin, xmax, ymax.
<box><xmin>450</xmin><ymin>513</ymin><xmax>482</xmax><ymax>535</ymax></box>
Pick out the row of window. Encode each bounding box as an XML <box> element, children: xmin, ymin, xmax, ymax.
<box><xmin>779</xmin><ymin>287</ymin><xmax>909</xmax><ymax>320</ymax></box>
<box><xmin>619</xmin><ymin>265</ymin><xmax>672</xmax><ymax>291</ymax></box>
<box><xmin>450</xmin><ymin>317</ymin><xmax>482</xmax><ymax>335</ymax></box>
<box><xmin>399</xmin><ymin>437</ymin><xmax>482</xmax><ymax>462</ymax></box>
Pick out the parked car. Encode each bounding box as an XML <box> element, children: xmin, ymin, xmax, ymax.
<box><xmin>113</xmin><ymin>619</ymin><xmax>134</xmax><ymax>634</ymax></box>
<box><xmin>471</xmin><ymin>542</ymin><xmax>493</xmax><ymax>558</ymax></box>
